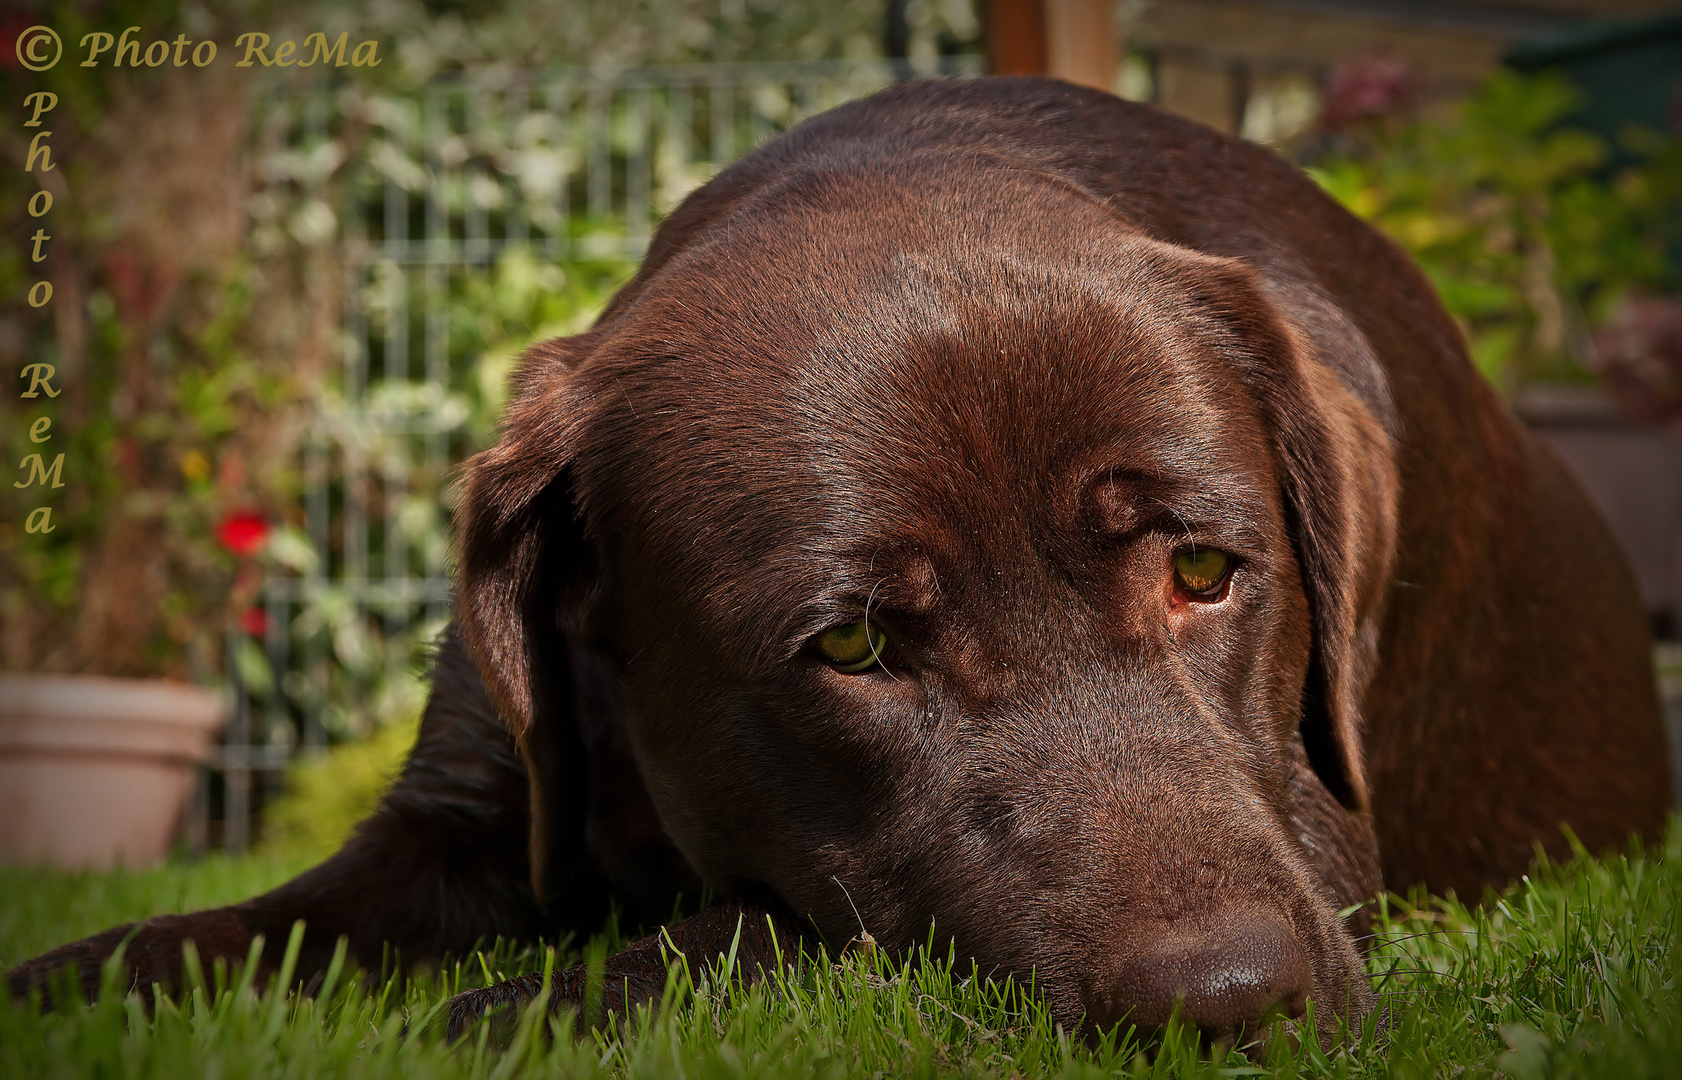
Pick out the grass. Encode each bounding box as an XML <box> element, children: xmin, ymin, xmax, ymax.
<box><xmin>0</xmin><ymin>820</ymin><xmax>1675</xmax><ymax>1079</ymax></box>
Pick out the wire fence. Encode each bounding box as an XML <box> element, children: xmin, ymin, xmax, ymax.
<box><xmin>201</xmin><ymin>55</ymin><xmax>982</xmax><ymax>851</ymax></box>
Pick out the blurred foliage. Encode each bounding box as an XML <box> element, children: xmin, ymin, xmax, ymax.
<box><xmin>456</xmin><ymin>248</ymin><xmax>636</xmax><ymax>441</ymax></box>
<box><xmin>375</xmin><ymin>0</ymin><xmax>980</xmax><ymax>77</ymax></box>
<box><xmin>1</xmin><ymin>0</ymin><xmax>332</xmax><ymax>677</ymax></box>
<box><xmin>1</xmin><ymin>0</ymin><xmax>976</xmax><ymax>693</ymax></box>
<box><xmin>1310</xmin><ymin>69</ymin><xmax>1681</xmax><ymax>395</ymax></box>
<box><xmin>239</xmin><ymin>251</ymin><xmax>631</xmax><ymax>742</ymax></box>
<box><xmin>256</xmin><ymin>715</ymin><xmax>418</xmax><ymax>862</ymax></box>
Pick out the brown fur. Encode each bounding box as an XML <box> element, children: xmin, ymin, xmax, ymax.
<box><xmin>9</xmin><ymin>78</ymin><xmax>1669</xmax><ymax>1048</ymax></box>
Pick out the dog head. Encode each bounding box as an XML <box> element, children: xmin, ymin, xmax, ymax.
<box><xmin>457</xmin><ymin>129</ymin><xmax>1396</xmax><ymax>1044</ymax></box>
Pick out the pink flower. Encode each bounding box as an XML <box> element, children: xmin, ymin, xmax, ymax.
<box><xmin>1321</xmin><ymin>53</ymin><xmax>1419</xmax><ymax>131</ymax></box>
<box><xmin>1590</xmin><ymin>294</ymin><xmax>1682</xmax><ymax>424</ymax></box>
<box><xmin>217</xmin><ymin>512</ymin><xmax>270</xmax><ymax>556</ymax></box>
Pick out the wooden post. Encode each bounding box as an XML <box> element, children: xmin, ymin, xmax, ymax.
<box><xmin>987</xmin><ymin>0</ymin><xmax>1117</xmax><ymax>92</ymax></box>
<box><xmin>1045</xmin><ymin>0</ymin><xmax>1118</xmax><ymax>92</ymax></box>
<box><xmin>987</xmin><ymin>0</ymin><xmax>1048</xmax><ymax>76</ymax></box>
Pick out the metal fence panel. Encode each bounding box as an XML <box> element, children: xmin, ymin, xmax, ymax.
<box><xmin>208</xmin><ymin>56</ymin><xmax>980</xmax><ymax>850</ymax></box>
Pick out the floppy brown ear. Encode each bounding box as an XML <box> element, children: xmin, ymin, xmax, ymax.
<box><xmin>455</xmin><ymin>331</ymin><xmax>604</xmax><ymax>903</ymax></box>
<box><xmin>1191</xmin><ymin>260</ymin><xmax>1399</xmax><ymax>813</ymax></box>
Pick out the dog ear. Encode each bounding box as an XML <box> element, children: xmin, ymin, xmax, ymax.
<box><xmin>455</xmin><ymin>331</ymin><xmax>605</xmax><ymax>903</ymax></box>
<box><xmin>1193</xmin><ymin>260</ymin><xmax>1399</xmax><ymax>813</ymax></box>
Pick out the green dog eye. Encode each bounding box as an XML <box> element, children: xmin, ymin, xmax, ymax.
<box><xmin>816</xmin><ymin>620</ymin><xmax>888</xmax><ymax>673</ymax></box>
<box><xmin>1173</xmin><ymin>549</ymin><xmax>1232</xmax><ymax>597</ymax></box>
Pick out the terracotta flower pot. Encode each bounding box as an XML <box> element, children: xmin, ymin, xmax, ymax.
<box><xmin>0</xmin><ymin>674</ymin><xmax>226</xmax><ymax>869</ymax></box>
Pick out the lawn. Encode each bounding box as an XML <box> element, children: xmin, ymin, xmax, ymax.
<box><xmin>1</xmin><ymin>821</ymin><xmax>1675</xmax><ymax>1079</ymax></box>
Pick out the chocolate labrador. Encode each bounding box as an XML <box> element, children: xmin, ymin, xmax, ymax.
<box><xmin>8</xmin><ymin>77</ymin><xmax>1671</xmax><ymax>1047</ymax></box>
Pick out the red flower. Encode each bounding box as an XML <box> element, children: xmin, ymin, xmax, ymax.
<box><xmin>217</xmin><ymin>512</ymin><xmax>270</xmax><ymax>556</ymax></box>
<box><xmin>239</xmin><ymin>607</ymin><xmax>269</xmax><ymax>636</ymax></box>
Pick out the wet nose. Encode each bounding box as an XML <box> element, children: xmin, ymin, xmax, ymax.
<box><xmin>1089</xmin><ymin>914</ymin><xmax>1312</xmax><ymax>1044</ymax></box>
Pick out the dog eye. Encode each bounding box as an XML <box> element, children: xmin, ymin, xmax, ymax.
<box><xmin>1173</xmin><ymin>549</ymin><xmax>1233</xmax><ymax>599</ymax></box>
<box><xmin>815</xmin><ymin>621</ymin><xmax>889</xmax><ymax>673</ymax></box>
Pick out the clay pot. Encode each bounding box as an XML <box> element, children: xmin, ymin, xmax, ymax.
<box><xmin>0</xmin><ymin>675</ymin><xmax>226</xmax><ymax>869</ymax></box>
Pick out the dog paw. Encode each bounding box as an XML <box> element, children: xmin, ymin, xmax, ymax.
<box><xmin>443</xmin><ymin>972</ymin><xmax>551</xmax><ymax>1042</ymax></box>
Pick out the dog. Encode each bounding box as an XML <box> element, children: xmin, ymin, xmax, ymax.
<box><xmin>8</xmin><ymin>77</ymin><xmax>1671</xmax><ymax>1047</ymax></box>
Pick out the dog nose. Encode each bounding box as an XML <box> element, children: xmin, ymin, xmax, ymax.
<box><xmin>1089</xmin><ymin>914</ymin><xmax>1312</xmax><ymax>1044</ymax></box>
